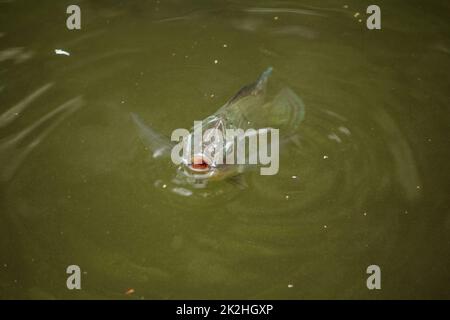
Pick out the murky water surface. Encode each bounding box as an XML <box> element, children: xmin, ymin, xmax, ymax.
<box><xmin>0</xmin><ymin>0</ymin><xmax>449</xmax><ymax>299</ymax></box>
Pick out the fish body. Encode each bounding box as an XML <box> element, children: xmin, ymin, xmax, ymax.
<box><xmin>132</xmin><ymin>68</ymin><xmax>305</xmax><ymax>187</ymax></box>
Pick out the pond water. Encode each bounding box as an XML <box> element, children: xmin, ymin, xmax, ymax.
<box><xmin>0</xmin><ymin>0</ymin><xmax>449</xmax><ymax>299</ymax></box>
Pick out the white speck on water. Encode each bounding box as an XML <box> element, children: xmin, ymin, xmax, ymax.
<box><xmin>288</xmin><ymin>284</ymin><xmax>294</xmax><ymax>288</ymax></box>
<box><xmin>354</xmin><ymin>12</ymin><xmax>360</xmax><ymax>18</ymax></box>
<box><xmin>162</xmin><ymin>184</ymin><xmax>167</xmax><ymax>189</ymax></box>
<box><xmin>363</xmin><ymin>212</ymin><xmax>367</xmax><ymax>216</ymax></box>
<box><xmin>416</xmin><ymin>185</ymin><xmax>421</xmax><ymax>190</ymax></box>
<box><xmin>274</xmin><ymin>16</ymin><xmax>279</xmax><ymax>20</ymax></box>
<box><xmin>214</xmin><ymin>59</ymin><xmax>218</xmax><ymax>64</ymax></box>
<box><xmin>343</xmin><ymin>5</ymin><xmax>349</xmax><ymax>9</ymax></box>
<box><xmin>121</xmin><ymin>100</ymin><xmax>125</xmax><ymax>104</ymax></box>
<box><xmin>3</xmin><ymin>264</ymin><xmax>7</xmax><ymax>268</ymax></box>
<box><xmin>358</xmin><ymin>19</ymin><xmax>362</xmax><ymax>23</ymax></box>
<box><xmin>323</xmin><ymin>155</ymin><xmax>329</xmax><ymax>159</ymax></box>
<box><xmin>292</xmin><ymin>175</ymin><xmax>297</xmax><ymax>179</ymax></box>
<box><xmin>210</xmin><ymin>94</ymin><xmax>215</xmax><ymax>98</ymax></box>
<box><xmin>54</xmin><ymin>49</ymin><xmax>70</xmax><ymax>56</ymax></box>
<box><xmin>223</xmin><ymin>44</ymin><xmax>228</xmax><ymax>48</ymax></box>
<box><xmin>285</xmin><ymin>195</ymin><xmax>289</xmax><ymax>200</ymax></box>
<box><xmin>323</xmin><ymin>225</ymin><xmax>328</xmax><ymax>229</ymax></box>
<box><xmin>404</xmin><ymin>210</ymin><xmax>408</xmax><ymax>214</ymax></box>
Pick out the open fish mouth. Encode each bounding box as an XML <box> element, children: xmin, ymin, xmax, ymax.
<box><xmin>188</xmin><ymin>154</ymin><xmax>212</xmax><ymax>173</ymax></box>
<box><xmin>179</xmin><ymin>154</ymin><xmax>215</xmax><ymax>182</ymax></box>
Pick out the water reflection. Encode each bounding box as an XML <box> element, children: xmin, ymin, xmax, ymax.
<box><xmin>0</xmin><ymin>0</ymin><xmax>448</xmax><ymax>299</ymax></box>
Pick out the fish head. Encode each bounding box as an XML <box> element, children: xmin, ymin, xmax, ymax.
<box><xmin>176</xmin><ymin>116</ymin><xmax>240</xmax><ymax>186</ymax></box>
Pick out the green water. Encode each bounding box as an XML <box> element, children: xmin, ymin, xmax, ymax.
<box><xmin>0</xmin><ymin>0</ymin><xmax>449</xmax><ymax>299</ymax></box>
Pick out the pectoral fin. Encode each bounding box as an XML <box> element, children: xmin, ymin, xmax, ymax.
<box><xmin>130</xmin><ymin>113</ymin><xmax>173</xmax><ymax>158</ymax></box>
<box><xmin>267</xmin><ymin>87</ymin><xmax>305</xmax><ymax>132</ymax></box>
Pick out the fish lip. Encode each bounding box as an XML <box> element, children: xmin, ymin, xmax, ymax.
<box><xmin>180</xmin><ymin>166</ymin><xmax>215</xmax><ymax>180</ymax></box>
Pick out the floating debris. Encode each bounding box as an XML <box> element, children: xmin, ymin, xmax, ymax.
<box><xmin>214</xmin><ymin>59</ymin><xmax>218</xmax><ymax>64</ymax></box>
<box><xmin>54</xmin><ymin>49</ymin><xmax>70</xmax><ymax>56</ymax></box>
<box><xmin>288</xmin><ymin>284</ymin><xmax>294</xmax><ymax>288</ymax></box>
<box><xmin>223</xmin><ymin>44</ymin><xmax>228</xmax><ymax>48</ymax></box>
<box><xmin>354</xmin><ymin>12</ymin><xmax>360</xmax><ymax>18</ymax></box>
<box><xmin>274</xmin><ymin>16</ymin><xmax>279</xmax><ymax>21</ymax></box>
<box><xmin>323</xmin><ymin>155</ymin><xmax>329</xmax><ymax>159</ymax></box>
<box><xmin>291</xmin><ymin>175</ymin><xmax>297</xmax><ymax>179</ymax></box>
<box><xmin>125</xmin><ymin>288</ymin><xmax>135</xmax><ymax>295</ymax></box>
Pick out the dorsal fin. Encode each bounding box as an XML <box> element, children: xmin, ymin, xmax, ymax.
<box><xmin>226</xmin><ymin>67</ymin><xmax>273</xmax><ymax>106</ymax></box>
<box><xmin>215</xmin><ymin>68</ymin><xmax>305</xmax><ymax>134</ymax></box>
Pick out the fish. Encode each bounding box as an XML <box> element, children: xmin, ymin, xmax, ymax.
<box><xmin>131</xmin><ymin>67</ymin><xmax>305</xmax><ymax>188</ymax></box>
